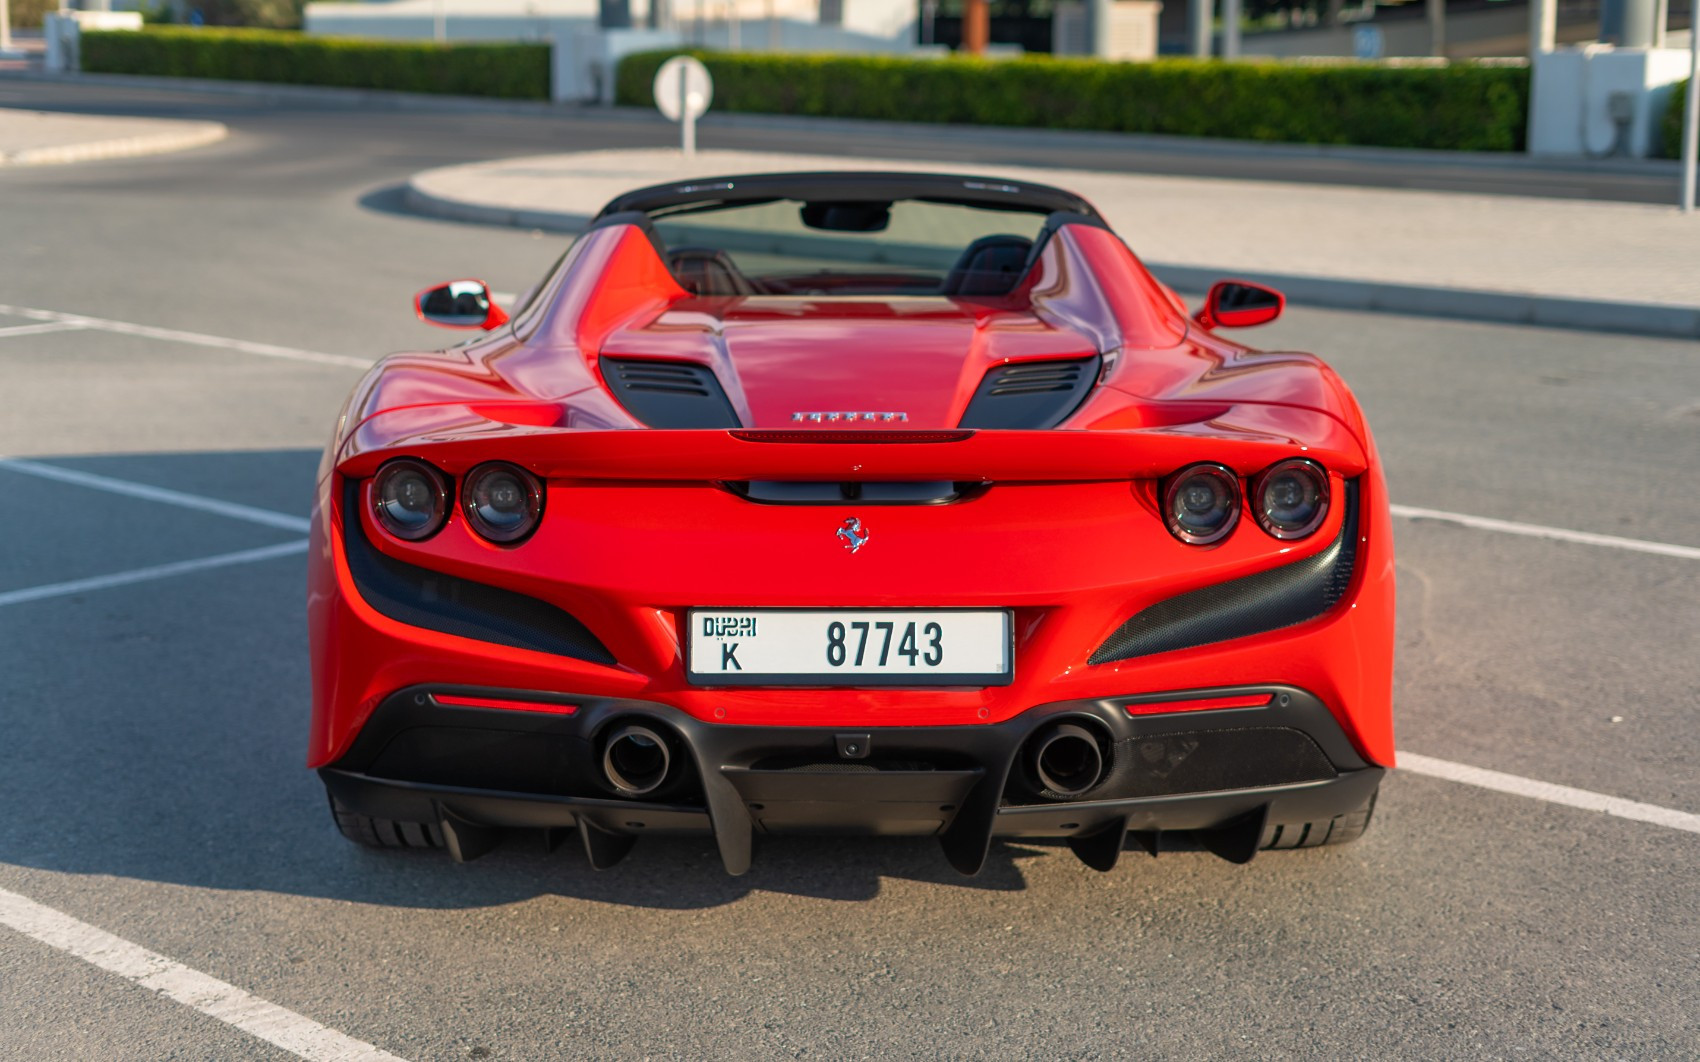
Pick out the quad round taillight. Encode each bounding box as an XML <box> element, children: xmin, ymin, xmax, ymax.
<box><xmin>371</xmin><ymin>458</ymin><xmax>449</xmax><ymax>541</ymax></box>
<box><xmin>462</xmin><ymin>462</ymin><xmax>544</xmax><ymax>544</ymax></box>
<box><xmin>1161</xmin><ymin>463</ymin><xmax>1241</xmax><ymax>545</ymax></box>
<box><xmin>1252</xmin><ymin>459</ymin><xmax>1329</xmax><ymax>540</ymax></box>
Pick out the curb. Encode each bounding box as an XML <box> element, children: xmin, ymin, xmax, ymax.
<box><xmin>401</xmin><ymin>178</ymin><xmax>1700</xmax><ymax>340</ymax></box>
<box><xmin>0</xmin><ymin>121</ymin><xmax>227</xmax><ymax>166</ymax></box>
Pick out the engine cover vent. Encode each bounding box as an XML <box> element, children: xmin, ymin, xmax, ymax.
<box><xmin>602</xmin><ymin>357</ymin><xmax>741</xmax><ymax>429</ymax></box>
<box><xmin>958</xmin><ymin>356</ymin><xmax>1100</xmax><ymax>429</ymax></box>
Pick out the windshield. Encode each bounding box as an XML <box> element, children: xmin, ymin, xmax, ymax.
<box><xmin>646</xmin><ymin>198</ymin><xmax>1051</xmax><ymax>298</ymax></box>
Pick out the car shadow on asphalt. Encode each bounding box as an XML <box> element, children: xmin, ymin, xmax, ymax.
<box><xmin>0</xmin><ymin>448</ymin><xmax>1159</xmax><ymax>908</ymax></box>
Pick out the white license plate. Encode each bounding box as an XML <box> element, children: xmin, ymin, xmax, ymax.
<box><xmin>687</xmin><ymin>609</ymin><xmax>1013</xmax><ymax>686</ymax></box>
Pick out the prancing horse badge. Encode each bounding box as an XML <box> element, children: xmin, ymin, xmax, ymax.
<box><xmin>836</xmin><ymin>517</ymin><xmax>870</xmax><ymax>553</ymax></box>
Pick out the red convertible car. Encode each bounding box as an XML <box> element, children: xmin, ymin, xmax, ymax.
<box><xmin>308</xmin><ymin>172</ymin><xmax>1394</xmax><ymax>875</ymax></box>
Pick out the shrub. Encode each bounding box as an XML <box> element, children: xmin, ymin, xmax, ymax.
<box><xmin>9</xmin><ymin>0</ymin><xmax>58</xmax><ymax>30</ymax></box>
<box><xmin>617</xmin><ymin>50</ymin><xmax>1531</xmax><ymax>152</ymax></box>
<box><xmin>80</xmin><ymin>27</ymin><xmax>550</xmax><ymax>100</ymax></box>
<box><xmin>1662</xmin><ymin>79</ymin><xmax>1688</xmax><ymax>160</ymax></box>
<box><xmin>191</xmin><ymin>0</ymin><xmax>308</xmax><ymax>31</ymax></box>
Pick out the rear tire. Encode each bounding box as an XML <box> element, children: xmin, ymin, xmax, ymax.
<box><xmin>1260</xmin><ymin>786</ymin><xmax>1377</xmax><ymax>850</ymax></box>
<box><xmin>327</xmin><ymin>791</ymin><xmax>444</xmax><ymax>850</ymax></box>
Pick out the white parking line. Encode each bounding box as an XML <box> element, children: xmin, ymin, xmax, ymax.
<box><xmin>0</xmin><ymin>886</ymin><xmax>408</xmax><ymax>1062</ymax></box>
<box><xmin>0</xmin><ymin>303</ymin><xmax>370</xmax><ymax>370</ymax></box>
<box><xmin>0</xmin><ymin>320</ymin><xmax>89</xmax><ymax>340</ymax></box>
<box><xmin>0</xmin><ymin>459</ymin><xmax>312</xmax><ymax>533</ymax></box>
<box><xmin>1398</xmin><ymin>752</ymin><xmax>1700</xmax><ymax>836</ymax></box>
<box><xmin>0</xmin><ymin>540</ymin><xmax>308</xmax><ymax>608</ymax></box>
<box><xmin>1391</xmin><ymin>504</ymin><xmax>1700</xmax><ymax>561</ymax></box>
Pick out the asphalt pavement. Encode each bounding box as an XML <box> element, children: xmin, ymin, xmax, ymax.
<box><xmin>0</xmin><ymin>78</ymin><xmax>1697</xmax><ymax>1060</ymax></box>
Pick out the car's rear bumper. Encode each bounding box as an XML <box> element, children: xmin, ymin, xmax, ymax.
<box><xmin>320</xmin><ymin>681</ymin><xmax>1383</xmax><ymax>875</ymax></box>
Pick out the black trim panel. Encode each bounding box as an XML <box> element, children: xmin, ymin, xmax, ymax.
<box><xmin>601</xmin><ymin>357</ymin><xmax>741</xmax><ymax>429</ymax></box>
<box><xmin>341</xmin><ymin>482</ymin><xmax>615</xmax><ymax>665</ymax></box>
<box><xmin>596</xmin><ymin>172</ymin><xmax>1103</xmax><ymax>221</ymax></box>
<box><xmin>958</xmin><ymin>356</ymin><xmax>1101</xmax><ymax>429</ymax></box>
<box><xmin>324</xmin><ymin>682</ymin><xmax>1375</xmax><ymax>875</ymax></box>
<box><xmin>1089</xmin><ymin>479</ymin><xmax>1360</xmax><ymax>665</ymax></box>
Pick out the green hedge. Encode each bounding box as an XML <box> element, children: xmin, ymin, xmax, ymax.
<box><xmin>9</xmin><ymin>0</ymin><xmax>57</xmax><ymax>29</ymax></box>
<box><xmin>1662</xmin><ymin>79</ymin><xmax>1688</xmax><ymax>160</ymax></box>
<box><xmin>618</xmin><ymin>51</ymin><xmax>1531</xmax><ymax>152</ymax></box>
<box><xmin>81</xmin><ymin>28</ymin><xmax>549</xmax><ymax>100</ymax></box>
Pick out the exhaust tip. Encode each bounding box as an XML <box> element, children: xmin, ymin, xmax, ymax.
<box><xmin>1030</xmin><ymin>722</ymin><xmax>1107</xmax><ymax>797</ymax></box>
<box><xmin>602</xmin><ymin>724</ymin><xmax>673</xmax><ymax>797</ymax></box>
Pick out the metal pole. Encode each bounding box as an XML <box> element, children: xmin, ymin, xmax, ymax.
<box><xmin>1619</xmin><ymin>0</ymin><xmax>1657</xmax><ymax>46</ymax></box>
<box><xmin>1189</xmin><ymin>0</ymin><xmax>1211</xmax><ymax>57</ymax></box>
<box><xmin>1683</xmin><ymin>19</ymin><xmax>1698</xmax><ymax>212</ymax></box>
<box><xmin>433</xmin><ymin>0</ymin><xmax>446</xmax><ymax>42</ymax></box>
<box><xmin>1221</xmin><ymin>0</ymin><xmax>1239</xmax><ymax>58</ymax></box>
<box><xmin>681</xmin><ymin>75</ymin><xmax>696</xmax><ymax>156</ymax></box>
<box><xmin>1</xmin><ymin>0</ymin><xmax>12</xmax><ymax>55</ymax></box>
<box><xmin>1529</xmin><ymin>0</ymin><xmax>1555</xmax><ymax>54</ymax></box>
<box><xmin>1427</xmin><ymin>0</ymin><xmax>1445</xmax><ymax>56</ymax></box>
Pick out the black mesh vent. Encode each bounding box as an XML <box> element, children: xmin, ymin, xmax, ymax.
<box><xmin>602</xmin><ymin>357</ymin><xmax>740</xmax><ymax>429</ymax></box>
<box><xmin>958</xmin><ymin>356</ymin><xmax>1100</xmax><ymax>429</ymax></box>
<box><xmin>726</xmin><ymin>480</ymin><xmax>980</xmax><ymax>505</ymax></box>
<box><xmin>1089</xmin><ymin>480</ymin><xmax>1360</xmax><ymax>664</ymax></box>
<box><xmin>342</xmin><ymin>483</ymin><xmax>615</xmax><ymax>665</ymax></box>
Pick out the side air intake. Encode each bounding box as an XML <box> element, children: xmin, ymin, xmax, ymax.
<box><xmin>958</xmin><ymin>356</ymin><xmax>1100</xmax><ymax>430</ymax></box>
<box><xmin>602</xmin><ymin>358</ymin><xmax>741</xmax><ymax>429</ymax></box>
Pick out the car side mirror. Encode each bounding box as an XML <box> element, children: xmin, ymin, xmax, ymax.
<box><xmin>415</xmin><ymin>279</ymin><xmax>510</xmax><ymax>331</ymax></box>
<box><xmin>1194</xmin><ymin>280</ymin><xmax>1284</xmax><ymax>330</ymax></box>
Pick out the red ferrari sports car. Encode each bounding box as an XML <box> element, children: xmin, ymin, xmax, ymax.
<box><xmin>309</xmin><ymin>171</ymin><xmax>1394</xmax><ymax>876</ymax></box>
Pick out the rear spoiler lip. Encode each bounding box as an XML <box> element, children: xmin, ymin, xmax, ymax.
<box><xmin>335</xmin><ymin>409</ymin><xmax>1368</xmax><ymax>483</ymax></box>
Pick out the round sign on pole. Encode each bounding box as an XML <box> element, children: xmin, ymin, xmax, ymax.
<box><xmin>653</xmin><ymin>56</ymin><xmax>713</xmax><ymax>123</ymax></box>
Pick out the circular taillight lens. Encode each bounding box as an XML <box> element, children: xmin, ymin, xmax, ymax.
<box><xmin>1253</xmin><ymin>459</ymin><xmax>1329</xmax><ymax>539</ymax></box>
<box><xmin>372</xmin><ymin>459</ymin><xmax>448</xmax><ymax>540</ymax></box>
<box><xmin>1162</xmin><ymin>463</ymin><xmax>1240</xmax><ymax>545</ymax></box>
<box><xmin>462</xmin><ymin>462</ymin><xmax>543</xmax><ymax>543</ymax></box>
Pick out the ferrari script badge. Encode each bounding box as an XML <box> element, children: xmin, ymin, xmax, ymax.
<box><xmin>836</xmin><ymin>517</ymin><xmax>870</xmax><ymax>553</ymax></box>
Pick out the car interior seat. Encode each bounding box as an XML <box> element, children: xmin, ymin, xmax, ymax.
<box><xmin>666</xmin><ymin>247</ymin><xmax>758</xmax><ymax>297</ymax></box>
<box><xmin>939</xmin><ymin>235</ymin><xmax>1035</xmax><ymax>297</ymax></box>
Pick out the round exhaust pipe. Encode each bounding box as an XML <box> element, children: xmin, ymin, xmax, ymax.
<box><xmin>601</xmin><ymin>724</ymin><xmax>673</xmax><ymax>797</ymax></box>
<box><xmin>1029</xmin><ymin>722</ymin><xmax>1107</xmax><ymax>797</ymax></box>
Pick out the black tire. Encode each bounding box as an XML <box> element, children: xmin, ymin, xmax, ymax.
<box><xmin>1260</xmin><ymin>786</ymin><xmax>1377</xmax><ymax>850</ymax></box>
<box><xmin>327</xmin><ymin>791</ymin><xmax>444</xmax><ymax>850</ymax></box>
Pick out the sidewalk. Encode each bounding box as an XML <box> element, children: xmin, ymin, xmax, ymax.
<box><xmin>0</xmin><ymin>106</ymin><xmax>226</xmax><ymax>166</ymax></box>
<box><xmin>408</xmin><ymin>148</ymin><xmax>1700</xmax><ymax>338</ymax></box>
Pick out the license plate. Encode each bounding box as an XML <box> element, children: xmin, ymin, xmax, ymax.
<box><xmin>687</xmin><ymin>609</ymin><xmax>1013</xmax><ymax>686</ymax></box>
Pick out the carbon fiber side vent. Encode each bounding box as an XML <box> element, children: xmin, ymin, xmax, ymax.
<box><xmin>342</xmin><ymin>484</ymin><xmax>615</xmax><ymax>665</ymax></box>
<box><xmin>958</xmin><ymin>356</ymin><xmax>1100</xmax><ymax>429</ymax></box>
<box><xmin>1089</xmin><ymin>480</ymin><xmax>1360</xmax><ymax>664</ymax></box>
<box><xmin>603</xmin><ymin>358</ymin><xmax>741</xmax><ymax>429</ymax></box>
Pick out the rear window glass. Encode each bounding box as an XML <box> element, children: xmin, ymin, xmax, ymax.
<box><xmin>646</xmin><ymin>198</ymin><xmax>1051</xmax><ymax>298</ymax></box>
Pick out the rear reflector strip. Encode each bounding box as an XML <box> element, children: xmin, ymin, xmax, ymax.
<box><xmin>1123</xmin><ymin>693</ymin><xmax>1272</xmax><ymax>716</ymax></box>
<box><xmin>433</xmin><ymin>694</ymin><xmax>578</xmax><ymax>715</ymax></box>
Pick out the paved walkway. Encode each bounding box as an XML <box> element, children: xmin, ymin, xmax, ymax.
<box><xmin>408</xmin><ymin>148</ymin><xmax>1700</xmax><ymax>337</ymax></box>
<box><xmin>0</xmin><ymin>106</ymin><xmax>225</xmax><ymax>166</ymax></box>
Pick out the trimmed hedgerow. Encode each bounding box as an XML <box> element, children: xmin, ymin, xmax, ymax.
<box><xmin>80</xmin><ymin>27</ymin><xmax>549</xmax><ymax>100</ymax></box>
<box><xmin>617</xmin><ymin>50</ymin><xmax>1531</xmax><ymax>152</ymax></box>
<box><xmin>1661</xmin><ymin>79</ymin><xmax>1688</xmax><ymax>160</ymax></box>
